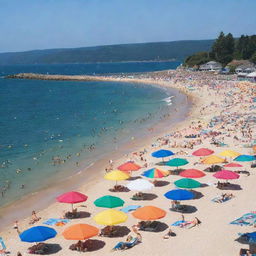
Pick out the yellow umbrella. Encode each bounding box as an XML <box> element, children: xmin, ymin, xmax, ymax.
<box><xmin>104</xmin><ymin>170</ymin><xmax>130</xmax><ymax>181</ymax></box>
<box><xmin>93</xmin><ymin>209</ymin><xmax>128</xmax><ymax>226</ymax></box>
<box><xmin>201</xmin><ymin>155</ymin><xmax>225</xmax><ymax>164</ymax></box>
<box><xmin>219</xmin><ymin>150</ymin><xmax>241</xmax><ymax>158</ymax></box>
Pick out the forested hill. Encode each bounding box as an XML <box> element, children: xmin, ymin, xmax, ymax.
<box><xmin>0</xmin><ymin>40</ymin><xmax>214</xmax><ymax>65</ymax></box>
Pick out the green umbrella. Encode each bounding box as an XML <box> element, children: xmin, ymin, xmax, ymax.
<box><xmin>166</xmin><ymin>158</ymin><xmax>189</xmax><ymax>168</ymax></box>
<box><xmin>94</xmin><ymin>195</ymin><xmax>124</xmax><ymax>208</ymax></box>
<box><xmin>174</xmin><ymin>178</ymin><xmax>201</xmax><ymax>189</ymax></box>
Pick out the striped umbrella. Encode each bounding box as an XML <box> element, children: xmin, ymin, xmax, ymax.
<box><xmin>142</xmin><ymin>168</ymin><xmax>168</xmax><ymax>178</ymax></box>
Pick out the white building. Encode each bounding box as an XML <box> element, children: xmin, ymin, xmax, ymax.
<box><xmin>199</xmin><ymin>61</ymin><xmax>222</xmax><ymax>72</ymax></box>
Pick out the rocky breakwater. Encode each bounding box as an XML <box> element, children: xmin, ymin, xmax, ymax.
<box><xmin>5</xmin><ymin>73</ymin><xmax>107</xmax><ymax>81</ymax></box>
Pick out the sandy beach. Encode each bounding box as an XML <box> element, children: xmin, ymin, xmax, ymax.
<box><xmin>1</xmin><ymin>70</ymin><xmax>255</xmax><ymax>256</ymax></box>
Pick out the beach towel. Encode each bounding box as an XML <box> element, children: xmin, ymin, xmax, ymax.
<box><xmin>230</xmin><ymin>213</ymin><xmax>256</xmax><ymax>226</ymax></box>
<box><xmin>0</xmin><ymin>237</ymin><xmax>6</xmax><ymax>250</ymax></box>
<box><xmin>43</xmin><ymin>218</ymin><xmax>70</xmax><ymax>226</ymax></box>
<box><xmin>171</xmin><ymin>220</ymin><xmax>187</xmax><ymax>227</ymax></box>
<box><xmin>120</xmin><ymin>205</ymin><xmax>141</xmax><ymax>213</ymax></box>
<box><xmin>212</xmin><ymin>196</ymin><xmax>231</xmax><ymax>203</ymax></box>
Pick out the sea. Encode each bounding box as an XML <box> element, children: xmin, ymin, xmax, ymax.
<box><xmin>0</xmin><ymin>61</ymin><xmax>183</xmax><ymax>208</ymax></box>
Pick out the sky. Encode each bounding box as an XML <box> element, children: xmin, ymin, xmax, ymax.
<box><xmin>0</xmin><ymin>0</ymin><xmax>255</xmax><ymax>53</ymax></box>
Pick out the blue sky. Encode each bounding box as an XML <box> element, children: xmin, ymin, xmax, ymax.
<box><xmin>0</xmin><ymin>0</ymin><xmax>255</xmax><ymax>52</ymax></box>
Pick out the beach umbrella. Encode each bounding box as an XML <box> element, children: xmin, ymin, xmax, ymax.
<box><xmin>151</xmin><ymin>149</ymin><xmax>174</xmax><ymax>162</ymax></box>
<box><xmin>192</xmin><ymin>148</ymin><xmax>214</xmax><ymax>157</ymax></box>
<box><xmin>201</xmin><ymin>155</ymin><xmax>225</xmax><ymax>165</ymax></box>
<box><xmin>19</xmin><ymin>226</ymin><xmax>57</xmax><ymax>243</ymax></box>
<box><xmin>142</xmin><ymin>168</ymin><xmax>168</xmax><ymax>179</ymax></box>
<box><xmin>174</xmin><ymin>178</ymin><xmax>201</xmax><ymax>189</ymax></box>
<box><xmin>118</xmin><ymin>161</ymin><xmax>141</xmax><ymax>173</ymax></box>
<box><xmin>236</xmin><ymin>232</ymin><xmax>256</xmax><ymax>244</ymax></box>
<box><xmin>132</xmin><ymin>206</ymin><xmax>166</xmax><ymax>220</ymax></box>
<box><xmin>127</xmin><ymin>179</ymin><xmax>154</xmax><ymax>192</ymax></box>
<box><xmin>57</xmin><ymin>191</ymin><xmax>88</xmax><ymax>211</ymax></box>
<box><xmin>224</xmin><ymin>162</ymin><xmax>243</xmax><ymax>168</ymax></box>
<box><xmin>166</xmin><ymin>158</ymin><xmax>189</xmax><ymax>168</ymax></box>
<box><xmin>219</xmin><ymin>150</ymin><xmax>241</xmax><ymax>158</ymax></box>
<box><xmin>63</xmin><ymin>224</ymin><xmax>99</xmax><ymax>240</ymax></box>
<box><xmin>213</xmin><ymin>170</ymin><xmax>239</xmax><ymax>180</ymax></box>
<box><xmin>234</xmin><ymin>155</ymin><xmax>256</xmax><ymax>162</ymax></box>
<box><xmin>93</xmin><ymin>209</ymin><xmax>127</xmax><ymax>226</ymax></box>
<box><xmin>94</xmin><ymin>195</ymin><xmax>124</xmax><ymax>208</ymax></box>
<box><xmin>180</xmin><ymin>169</ymin><xmax>205</xmax><ymax>178</ymax></box>
<box><xmin>104</xmin><ymin>170</ymin><xmax>130</xmax><ymax>181</ymax></box>
<box><xmin>164</xmin><ymin>189</ymin><xmax>194</xmax><ymax>201</ymax></box>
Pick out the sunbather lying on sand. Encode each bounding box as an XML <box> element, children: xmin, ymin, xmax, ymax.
<box><xmin>29</xmin><ymin>211</ymin><xmax>41</xmax><ymax>224</ymax></box>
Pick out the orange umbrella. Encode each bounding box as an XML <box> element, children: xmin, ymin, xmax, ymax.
<box><xmin>62</xmin><ymin>224</ymin><xmax>99</xmax><ymax>240</ymax></box>
<box><xmin>132</xmin><ymin>206</ymin><xmax>166</xmax><ymax>220</ymax></box>
<box><xmin>118</xmin><ymin>161</ymin><xmax>141</xmax><ymax>172</ymax></box>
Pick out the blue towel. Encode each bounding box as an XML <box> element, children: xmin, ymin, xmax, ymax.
<box><xmin>0</xmin><ymin>237</ymin><xmax>6</xmax><ymax>250</ymax></box>
<box><xmin>43</xmin><ymin>218</ymin><xmax>69</xmax><ymax>226</ymax></box>
<box><xmin>171</xmin><ymin>220</ymin><xmax>186</xmax><ymax>226</ymax></box>
<box><xmin>120</xmin><ymin>205</ymin><xmax>141</xmax><ymax>213</ymax></box>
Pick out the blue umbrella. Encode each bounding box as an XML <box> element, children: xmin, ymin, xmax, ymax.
<box><xmin>151</xmin><ymin>149</ymin><xmax>174</xmax><ymax>162</ymax></box>
<box><xmin>19</xmin><ymin>226</ymin><xmax>57</xmax><ymax>243</ymax></box>
<box><xmin>164</xmin><ymin>189</ymin><xmax>194</xmax><ymax>200</ymax></box>
<box><xmin>237</xmin><ymin>232</ymin><xmax>256</xmax><ymax>244</ymax></box>
<box><xmin>234</xmin><ymin>155</ymin><xmax>255</xmax><ymax>162</ymax></box>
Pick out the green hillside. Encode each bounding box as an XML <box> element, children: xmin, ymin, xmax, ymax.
<box><xmin>0</xmin><ymin>39</ymin><xmax>214</xmax><ymax>65</ymax></box>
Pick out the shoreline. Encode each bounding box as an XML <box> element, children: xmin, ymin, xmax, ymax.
<box><xmin>0</xmin><ymin>74</ymin><xmax>195</xmax><ymax>231</ymax></box>
<box><xmin>1</xmin><ymin>70</ymin><xmax>254</xmax><ymax>255</ymax></box>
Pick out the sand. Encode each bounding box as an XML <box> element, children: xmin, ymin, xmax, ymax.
<box><xmin>0</xmin><ymin>70</ymin><xmax>255</xmax><ymax>256</ymax></box>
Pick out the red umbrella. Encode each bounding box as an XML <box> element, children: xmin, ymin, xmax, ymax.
<box><xmin>224</xmin><ymin>163</ymin><xmax>243</xmax><ymax>168</ymax></box>
<box><xmin>213</xmin><ymin>170</ymin><xmax>239</xmax><ymax>180</ymax></box>
<box><xmin>180</xmin><ymin>169</ymin><xmax>205</xmax><ymax>178</ymax></box>
<box><xmin>57</xmin><ymin>191</ymin><xmax>88</xmax><ymax>210</ymax></box>
<box><xmin>192</xmin><ymin>148</ymin><xmax>214</xmax><ymax>157</ymax></box>
<box><xmin>118</xmin><ymin>161</ymin><xmax>141</xmax><ymax>172</ymax></box>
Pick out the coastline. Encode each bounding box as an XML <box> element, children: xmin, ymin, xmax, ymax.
<box><xmin>1</xmin><ymin>70</ymin><xmax>254</xmax><ymax>255</ymax></box>
<box><xmin>0</xmin><ymin>74</ymin><xmax>195</xmax><ymax>231</ymax></box>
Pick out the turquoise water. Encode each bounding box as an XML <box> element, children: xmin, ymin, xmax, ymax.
<box><xmin>0</xmin><ymin>62</ymin><xmax>182</xmax><ymax>207</ymax></box>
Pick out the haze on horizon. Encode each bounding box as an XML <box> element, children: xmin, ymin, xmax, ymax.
<box><xmin>0</xmin><ymin>0</ymin><xmax>255</xmax><ymax>53</ymax></box>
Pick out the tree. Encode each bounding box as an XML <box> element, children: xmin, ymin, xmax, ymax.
<box><xmin>184</xmin><ymin>52</ymin><xmax>210</xmax><ymax>67</ymax></box>
<box><xmin>210</xmin><ymin>32</ymin><xmax>235</xmax><ymax>66</ymax></box>
<box><xmin>251</xmin><ymin>51</ymin><xmax>256</xmax><ymax>64</ymax></box>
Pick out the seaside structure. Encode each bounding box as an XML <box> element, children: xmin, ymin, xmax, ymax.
<box><xmin>199</xmin><ymin>61</ymin><xmax>222</xmax><ymax>72</ymax></box>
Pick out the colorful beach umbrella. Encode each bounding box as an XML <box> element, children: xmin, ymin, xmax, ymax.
<box><xmin>234</xmin><ymin>155</ymin><xmax>256</xmax><ymax>162</ymax></box>
<box><xmin>142</xmin><ymin>168</ymin><xmax>168</xmax><ymax>179</ymax></box>
<box><xmin>127</xmin><ymin>179</ymin><xmax>154</xmax><ymax>192</ymax></box>
<box><xmin>93</xmin><ymin>209</ymin><xmax>127</xmax><ymax>226</ymax></box>
<box><xmin>19</xmin><ymin>226</ymin><xmax>57</xmax><ymax>243</ymax></box>
<box><xmin>219</xmin><ymin>150</ymin><xmax>241</xmax><ymax>158</ymax></box>
<box><xmin>180</xmin><ymin>169</ymin><xmax>205</xmax><ymax>178</ymax></box>
<box><xmin>213</xmin><ymin>170</ymin><xmax>240</xmax><ymax>180</ymax></box>
<box><xmin>201</xmin><ymin>155</ymin><xmax>225</xmax><ymax>165</ymax></box>
<box><xmin>132</xmin><ymin>206</ymin><xmax>166</xmax><ymax>220</ymax></box>
<box><xmin>164</xmin><ymin>189</ymin><xmax>194</xmax><ymax>201</ymax></box>
<box><xmin>62</xmin><ymin>224</ymin><xmax>99</xmax><ymax>240</ymax></box>
<box><xmin>57</xmin><ymin>191</ymin><xmax>88</xmax><ymax>211</ymax></box>
<box><xmin>237</xmin><ymin>232</ymin><xmax>256</xmax><ymax>244</ymax></box>
<box><xmin>174</xmin><ymin>178</ymin><xmax>201</xmax><ymax>189</ymax></box>
<box><xmin>57</xmin><ymin>191</ymin><xmax>88</xmax><ymax>204</ymax></box>
<box><xmin>104</xmin><ymin>170</ymin><xmax>130</xmax><ymax>181</ymax></box>
<box><xmin>192</xmin><ymin>148</ymin><xmax>214</xmax><ymax>156</ymax></box>
<box><xmin>118</xmin><ymin>162</ymin><xmax>141</xmax><ymax>172</ymax></box>
<box><xmin>94</xmin><ymin>195</ymin><xmax>124</xmax><ymax>208</ymax></box>
<box><xmin>166</xmin><ymin>158</ymin><xmax>189</xmax><ymax>168</ymax></box>
<box><xmin>151</xmin><ymin>149</ymin><xmax>174</xmax><ymax>161</ymax></box>
<box><xmin>224</xmin><ymin>163</ymin><xmax>243</xmax><ymax>168</ymax></box>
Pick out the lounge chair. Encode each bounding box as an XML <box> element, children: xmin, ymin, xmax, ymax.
<box><xmin>171</xmin><ymin>204</ymin><xmax>187</xmax><ymax>212</ymax></box>
<box><xmin>112</xmin><ymin>236</ymin><xmax>140</xmax><ymax>251</ymax></box>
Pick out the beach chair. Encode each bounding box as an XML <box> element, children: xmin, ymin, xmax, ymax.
<box><xmin>112</xmin><ymin>237</ymin><xmax>139</xmax><ymax>251</ymax></box>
